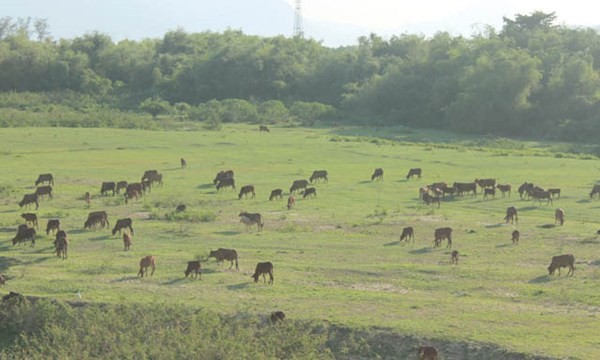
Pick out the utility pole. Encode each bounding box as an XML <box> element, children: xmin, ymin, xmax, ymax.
<box><xmin>293</xmin><ymin>0</ymin><xmax>304</xmax><ymax>38</ymax></box>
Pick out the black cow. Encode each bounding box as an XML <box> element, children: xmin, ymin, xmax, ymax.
<box><xmin>238</xmin><ymin>185</ymin><xmax>256</xmax><ymax>199</ymax></box>
<box><xmin>213</xmin><ymin>170</ymin><xmax>234</xmax><ymax>185</ymax></box>
<box><xmin>504</xmin><ymin>206</ymin><xmax>518</xmax><ymax>224</ymax></box>
<box><xmin>112</xmin><ymin>218</ymin><xmax>133</xmax><ymax>236</ymax></box>
<box><xmin>433</xmin><ymin>227</ymin><xmax>452</xmax><ymax>248</ymax></box>
<box><xmin>175</xmin><ymin>204</ymin><xmax>187</xmax><ymax>212</ymax></box>
<box><xmin>418</xmin><ymin>345</ymin><xmax>438</xmax><ymax>360</ymax></box>
<box><xmin>290</xmin><ymin>179</ymin><xmax>308</xmax><ymax>193</ymax></box>
<box><xmin>259</xmin><ymin>125</ymin><xmax>270</xmax><ymax>132</ymax></box>
<box><xmin>270</xmin><ymin>311</ymin><xmax>286</xmax><ymax>323</ymax></box>
<box><xmin>35</xmin><ymin>185</ymin><xmax>53</xmax><ymax>200</ymax></box>
<box><xmin>100</xmin><ymin>182</ymin><xmax>116</xmax><ymax>196</ymax></box>
<box><xmin>309</xmin><ymin>170</ymin><xmax>328</xmax><ymax>183</ymax></box>
<box><xmin>141</xmin><ymin>170</ymin><xmax>158</xmax><ymax>183</ymax></box>
<box><xmin>239</xmin><ymin>212</ymin><xmax>264</xmax><ymax>231</ymax></box>
<box><xmin>406</xmin><ymin>168</ymin><xmax>422</xmax><ymax>180</ymax></box>
<box><xmin>209</xmin><ymin>248</ymin><xmax>239</xmax><ymax>270</ymax></box>
<box><xmin>184</xmin><ymin>261</ymin><xmax>201</xmax><ymax>279</ymax></box>
<box><xmin>84</xmin><ymin>211</ymin><xmax>109</xmax><ymax>230</ymax></box>
<box><xmin>269</xmin><ymin>189</ymin><xmax>283</xmax><ymax>201</ymax></box>
<box><xmin>19</xmin><ymin>193</ymin><xmax>39</xmax><ymax>210</ymax></box>
<box><xmin>400</xmin><ymin>227</ymin><xmax>414</xmax><ymax>242</ymax></box>
<box><xmin>35</xmin><ymin>173</ymin><xmax>54</xmax><ymax>186</ymax></box>
<box><xmin>116</xmin><ymin>181</ymin><xmax>128</xmax><ymax>194</ymax></box>
<box><xmin>181</xmin><ymin>158</ymin><xmax>187</xmax><ymax>169</ymax></box>
<box><xmin>251</xmin><ymin>262</ymin><xmax>274</xmax><ymax>284</ymax></box>
<box><xmin>371</xmin><ymin>168</ymin><xmax>384</xmax><ymax>181</ymax></box>
<box><xmin>21</xmin><ymin>213</ymin><xmax>38</xmax><ymax>228</ymax></box>
<box><xmin>46</xmin><ymin>219</ymin><xmax>60</xmax><ymax>235</ymax></box>
<box><xmin>12</xmin><ymin>225</ymin><xmax>36</xmax><ymax>247</ymax></box>
<box><xmin>216</xmin><ymin>178</ymin><xmax>235</xmax><ymax>191</ymax></box>
<box><xmin>548</xmin><ymin>254</ymin><xmax>575</xmax><ymax>276</ymax></box>
<box><xmin>301</xmin><ymin>187</ymin><xmax>316</xmax><ymax>199</ymax></box>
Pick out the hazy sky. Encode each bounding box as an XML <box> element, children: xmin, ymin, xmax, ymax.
<box><xmin>4</xmin><ymin>0</ymin><xmax>600</xmax><ymax>46</ymax></box>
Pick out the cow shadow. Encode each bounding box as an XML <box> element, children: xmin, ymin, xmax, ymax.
<box><xmin>409</xmin><ymin>247</ymin><xmax>433</xmax><ymax>254</ymax></box>
<box><xmin>68</xmin><ymin>229</ymin><xmax>87</xmax><ymax>235</ymax></box>
<box><xmin>576</xmin><ymin>199</ymin><xmax>591</xmax><ymax>204</ymax></box>
<box><xmin>580</xmin><ymin>238</ymin><xmax>600</xmax><ymax>245</ymax></box>
<box><xmin>197</xmin><ymin>183</ymin><xmax>214</xmax><ymax>189</ymax></box>
<box><xmin>226</xmin><ymin>282</ymin><xmax>249</xmax><ymax>291</ymax></box>
<box><xmin>89</xmin><ymin>235</ymin><xmax>111</xmax><ymax>241</ymax></box>
<box><xmin>358</xmin><ymin>180</ymin><xmax>373</xmax><ymax>184</ymax></box>
<box><xmin>0</xmin><ymin>256</ymin><xmax>20</xmax><ymax>272</ymax></box>
<box><xmin>590</xmin><ymin>259</ymin><xmax>600</xmax><ymax>266</ymax></box>
<box><xmin>26</xmin><ymin>256</ymin><xmax>55</xmax><ymax>264</ymax></box>
<box><xmin>0</xmin><ymin>209</ymin><xmax>16</xmax><ymax>214</ymax></box>
<box><xmin>214</xmin><ymin>231</ymin><xmax>241</xmax><ymax>236</ymax></box>
<box><xmin>111</xmin><ymin>276</ymin><xmax>140</xmax><ymax>283</ymax></box>
<box><xmin>495</xmin><ymin>244</ymin><xmax>511</xmax><ymax>248</ymax></box>
<box><xmin>383</xmin><ymin>241</ymin><xmax>401</xmax><ymax>246</ymax></box>
<box><xmin>162</xmin><ymin>278</ymin><xmax>187</xmax><ymax>285</ymax></box>
<box><xmin>528</xmin><ymin>275</ymin><xmax>552</xmax><ymax>284</ymax></box>
<box><xmin>539</xmin><ymin>224</ymin><xmax>555</xmax><ymax>229</ymax></box>
<box><xmin>485</xmin><ymin>223</ymin><xmax>504</xmax><ymax>229</ymax></box>
<box><xmin>519</xmin><ymin>206</ymin><xmax>538</xmax><ymax>211</ymax></box>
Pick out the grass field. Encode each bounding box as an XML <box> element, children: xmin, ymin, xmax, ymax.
<box><xmin>1</xmin><ymin>125</ymin><xmax>599</xmax><ymax>359</ymax></box>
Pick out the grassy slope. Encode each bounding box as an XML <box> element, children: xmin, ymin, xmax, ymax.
<box><xmin>0</xmin><ymin>125</ymin><xmax>599</xmax><ymax>359</ymax></box>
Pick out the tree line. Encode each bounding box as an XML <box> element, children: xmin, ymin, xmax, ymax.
<box><xmin>1</xmin><ymin>12</ymin><xmax>599</xmax><ymax>140</ymax></box>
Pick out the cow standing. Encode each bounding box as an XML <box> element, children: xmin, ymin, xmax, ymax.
<box><xmin>123</xmin><ymin>232</ymin><xmax>132</xmax><ymax>251</ymax></box>
<box><xmin>371</xmin><ymin>168</ymin><xmax>384</xmax><ymax>181</ymax></box>
<box><xmin>209</xmin><ymin>248</ymin><xmax>239</xmax><ymax>270</ymax></box>
<box><xmin>184</xmin><ymin>261</ymin><xmax>201</xmax><ymax>279</ymax></box>
<box><xmin>21</xmin><ymin>213</ymin><xmax>38</xmax><ymax>228</ymax></box>
<box><xmin>290</xmin><ymin>179</ymin><xmax>308</xmax><ymax>194</ymax></box>
<box><xmin>309</xmin><ymin>170</ymin><xmax>328</xmax><ymax>183</ymax></box>
<box><xmin>19</xmin><ymin>194</ymin><xmax>39</xmax><ymax>210</ymax></box>
<box><xmin>35</xmin><ymin>173</ymin><xmax>54</xmax><ymax>186</ymax></box>
<box><xmin>504</xmin><ymin>207</ymin><xmax>518</xmax><ymax>224</ymax></box>
<box><xmin>238</xmin><ymin>185</ymin><xmax>256</xmax><ymax>199</ymax></box>
<box><xmin>287</xmin><ymin>195</ymin><xmax>296</xmax><ymax>210</ymax></box>
<box><xmin>548</xmin><ymin>254</ymin><xmax>575</xmax><ymax>276</ymax></box>
<box><xmin>46</xmin><ymin>219</ymin><xmax>60</xmax><ymax>235</ymax></box>
<box><xmin>400</xmin><ymin>227</ymin><xmax>414</xmax><ymax>242</ymax></box>
<box><xmin>138</xmin><ymin>256</ymin><xmax>156</xmax><ymax>277</ymax></box>
<box><xmin>251</xmin><ymin>262</ymin><xmax>274</xmax><ymax>284</ymax></box>
<box><xmin>512</xmin><ymin>230</ymin><xmax>520</xmax><ymax>245</ymax></box>
<box><xmin>112</xmin><ymin>218</ymin><xmax>134</xmax><ymax>236</ymax></box>
<box><xmin>406</xmin><ymin>168</ymin><xmax>422</xmax><ymax>180</ymax></box>
<box><xmin>555</xmin><ymin>208</ymin><xmax>565</xmax><ymax>226</ymax></box>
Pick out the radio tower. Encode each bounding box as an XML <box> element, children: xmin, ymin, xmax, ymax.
<box><xmin>293</xmin><ymin>0</ymin><xmax>304</xmax><ymax>38</ymax></box>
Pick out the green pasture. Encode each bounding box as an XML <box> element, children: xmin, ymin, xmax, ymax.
<box><xmin>0</xmin><ymin>125</ymin><xmax>599</xmax><ymax>359</ymax></box>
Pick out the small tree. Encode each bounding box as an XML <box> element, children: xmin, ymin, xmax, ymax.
<box><xmin>140</xmin><ymin>96</ymin><xmax>171</xmax><ymax>119</ymax></box>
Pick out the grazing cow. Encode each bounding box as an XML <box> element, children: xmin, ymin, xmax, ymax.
<box><xmin>84</xmin><ymin>191</ymin><xmax>91</xmax><ymax>206</ymax></box>
<box><xmin>496</xmin><ymin>184</ymin><xmax>512</xmax><ymax>197</ymax></box>
<box><xmin>530</xmin><ymin>189</ymin><xmax>553</xmax><ymax>205</ymax></box>
<box><xmin>251</xmin><ymin>262</ymin><xmax>274</xmax><ymax>284</ymax></box>
<box><xmin>418</xmin><ymin>346</ymin><xmax>438</xmax><ymax>360</ymax></box>
<box><xmin>126</xmin><ymin>182</ymin><xmax>144</xmax><ymax>196</ymax></box>
<box><xmin>406</xmin><ymin>168</ymin><xmax>422</xmax><ymax>180</ymax></box>
<box><xmin>301</xmin><ymin>187</ymin><xmax>317</xmax><ymax>199</ymax></box>
<box><xmin>483</xmin><ymin>187</ymin><xmax>495</xmax><ymax>200</ymax></box>
<box><xmin>55</xmin><ymin>233</ymin><xmax>68</xmax><ymax>260</ymax></box>
<box><xmin>147</xmin><ymin>172</ymin><xmax>163</xmax><ymax>187</ymax></box>
<box><xmin>12</xmin><ymin>225</ymin><xmax>36</xmax><ymax>246</ymax></box>
<box><xmin>400</xmin><ymin>227</ymin><xmax>414</xmax><ymax>242</ymax></box>
<box><xmin>100</xmin><ymin>182</ymin><xmax>116</xmax><ymax>196</ymax></box>
<box><xmin>371</xmin><ymin>168</ymin><xmax>384</xmax><ymax>181</ymax></box>
<box><xmin>35</xmin><ymin>185</ymin><xmax>53</xmax><ymax>200</ymax></box>
<box><xmin>240</xmin><ymin>212</ymin><xmax>264</xmax><ymax>232</ymax></box>
<box><xmin>116</xmin><ymin>181</ymin><xmax>128</xmax><ymax>194</ymax></box>
<box><xmin>209</xmin><ymin>248</ymin><xmax>239</xmax><ymax>270</ymax></box>
<box><xmin>21</xmin><ymin>213</ymin><xmax>38</xmax><ymax>228</ymax></box>
<box><xmin>124</xmin><ymin>189</ymin><xmax>140</xmax><ymax>204</ymax></box>
<box><xmin>216</xmin><ymin>178</ymin><xmax>236</xmax><ymax>191</ymax></box>
<box><xmin>84</xmin><ymin>211</ymin><xmax>109</xmax><ymax>230</ymax></box>
<box><xmin>270</xmin><ymin>311</ymin><xmax>286</xmax><ymax>324</ymax></box>
<box><xmin>238</xmin><ymin>185</ymin><xmax>256</xmax><ymax>199</ymax></box>
<box><xmin>213</xmin><ymin>170</ymin><xmax>234</xmax><ymax>185</ymax></box>
<box><xmin>141</xmin><ymin>170</ymin><xmax>158</xmax><ymax>183</ymax></box>
<box><xmin>112</xmin><ymin>218</ymin><xmax>134</xmax><ymax>236</ymax></box>
<box><xmin>555</xmin><ymin>208</ymin><xmax>565</xmax><ymax>226</ymax></box>
<box><xmin>548</xmin><ymin>188</ymin><xmax>561</xmax><ymax>198</ymax></box>
<box><xmin>175</xmin><ymin>204</ymin><xmax>186</xmax><ymax>212</ymax></box>
<box><xmin>309</xmin><ymin>170</ymin><xmax>328</xmax><ymax>183</ymax></box>
<box><xmin>453</xmin><ymin>182</ymin><xmax>477</xmax><ymax>197</ymax></box>
<box><xmin>287</xmin><ymin>195</ymin><xmax>296</xmax><ymax>210</ymax></box>
<box><xmin>269</xmin><ymin>189</ymin><xmax>283</xmax><ymax>201</ymax></box>
<box><xmin>181</xmin><ymin>158</ymin><xmax>187</xmax><ymax>169</ymax></box>
<box><xmin>123</xmin><ymin>232</ymin><xmax>132</xmax><ymax>251</ymax></box>
<box><xmin>590</xmin><ymin>184</ymin><xmax>600</xmax><ymax>199</ymax></box>
<box><xmin>429</xmin><ymin>182</ymin><xmax>446</xmax><ymax>192</ymax></box>
<box><xmin>512</xmin><ymin>230</ymin><xmax>520</xmax><ymax>245</ymax></box>
<box><xmin>419</xmin><ymin>186</ymin><xmax>430</xmax><ymax>199</ymax></box>
<box><xmin>138</xmin><ymin>255</ymin><xmax>156</xmax><ymax>277</ymax></box>
<box><xmin>19</xmin><ymin>193</ymin><xmax>39</xmax><ymax>210</ymax></box>
<box><xmin>504</xmin><ymin>206</ymin><xmax>518</xmax><ymax>224</ymax></box>
<box><xmin>548</xmin><ymin>254</ymin><xmax>575</xmax><ymax>276</ymax></box>
<box><xmin>259</xmin><ymin>125</ymin><xmax>270</xmax><ymax>132</ymax></box>
<box><xmin>46</xmin><ymin>219</ymin><xmax>60</xmax><ymax>235</ymax></box>
<box><xmin>519</xmin><ymin>182</ymin><xmax>534</xmax><ymax>199</ymax></box>
<box><xmin>184</xmin><ymin>261</ymin><xmax>201</xmax><ymax>279</ymax></box>
<box><xmin>422</xmin><ymin>193</ymin><xmax>440</xmax><ymax>208</ymax></box>
<box><xmin>440</xmin><ymin>184</ymin><xmax>456</xmax><ymax>197</ymax></box>
<box><xmin>475</xmin><ymin>178</ymin><xmax>496</xmax><ymax>188</ymax></box>
<box><xmin>451</xmin><ymin>250</ymin><xmax>459</xmax><ymax>264</ymax></box>
<box><xmin>35</xmin><ymin>173</ymin><xmax>54</xmax><ymax>186</ymax></box>
<box><xmin>433</xmin><ymin>227</ymin><xmax>452</xmax><ymax>248</ymax></box>
<box><xmin>289</xmin><ymin>179</ymin><xmax>309</xmax><ymax>193</ymax></box>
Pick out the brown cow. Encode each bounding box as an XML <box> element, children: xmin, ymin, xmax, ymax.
<box><xmin>555</xmin><ymin>208</ymin><xmax>565</xmax><ymax>226</ymax></box>
<box><xmin>181</xmin><ymin>158</ymin><xmax>187</xmax><ymax>169</ymax></box>
<box><xmin>309</xmin><ymin>170</ymin><xmax>328</xmax><ymax>183</ymax></box>
<box><xmin>406</xmin><ymin>168</ymin><xmax>422</xmax><ymax>180</ymax></box>
<box><xmin>270</xmin><ymin>311</ymin><xmax>286</xmax><ymax>323</ymax></box>
<box><xmin>251</xmin><ymin>262</ymin><xmax>274</xmax><ymax>284</ymax></box>
<box><xmin>433</xmin><ymin>227</ymin><xmax>452</xmax><ymax>248</ymax></box>
<box><xmin>124</xmin><ymin>189</ymin><xmax>140</xmax><ymax>204</ymax></box>
<box><xmin>400</xmin><ymin>227</ymin><xmax>414</xmax><ymax>242</ymax></box>
<box><xmin>19</xmin><ymin>193</ymin><xmax>39</xmax><ymax>210</ymax></box>
<box><xmin>453</xmin><ymin>182</ymin><xmax>477</xmax><ymax>197</ymax></box>
<box><xmin>209</xmin><ymin>248</ymin><xmax>239</xmax><ymax>270</ymax></box>
<box><xmin>496</xmin><ymin>184</ymin><xmax>511</xmax><ymax>197</ymax></box>
<box><xmin>184</xmin><ymin>261</ymin><xmax>201</xmax><ymax>279</ymax></box>
<box><xmin>371</xmin><ymin>168</ymin><xmax>384</xmax><ymax>181</ymax></box>
<box><xmin>287</xmin><ymin>195</ymin><xmax>296</xmax><ymax>210</ymax></box>
<box><xmin>35</xmin><ymin>185</ymin><xmax>53</xmax><ymax>200</ymax></box>
<box><xmin>147</xmin><ymin>172</ymin><xmax>163</xmax><ymax>187</ymax></box>
<box><xmin>100</xmin><ymin>182</ymin><xmax>116</xmax><ymax>196</ymax></box>
<box><xmin>301</xmin><ymin>187</ymin><xmax>317</xmax><ymax>199</ymax></box>
<box><xmin>0</xmin><ymin>274</ymin><xmax>5</xmax><ymax>285</ymax></box>
<box><xmin>238</xmin><ymin>185</ymin><xmax>256</xmax><ymax>199</ymax></box>
<box><xmin>138</xmin><ymin>255</ymin><xmax>156</xmax><ymax>277</ymax></box>
<box><xmin>418</xmin><ymin>346</ymin><xmax>438</xmax><ymax>360</ymax></box>
<box><xmin>512</xmin><ymin>230</ymin><xmax>520</xmax><ymax>245</ymax></box>
<box><xmin>548</xmin><ymin>254</ymin><xmax>575</xmax><ymax>276</ymax></box>
<box><xmin>259</xmin><ymin>125</ymin><xmax>270</xmax><ymax>132</ymax></box>
<box><xmin>126</xmin><ymin>182</ymin><xmax>144</xmax><ymax>196</ymax></box>
<box><xmin>55</xmin><ymin>233</ymin><xmax>68</xmax><ymax>260</ymax></box>
<box><xmin>419</xmin><ymin>186</ymin><xmax>430</xmax><ymax>199</ymax></box>
<box><xmin>269</xmin><ymin>189</ymin><xmax>283</xmax><ymax>201</ymax></box>
<box><xmin>290</xmin><ymin>179</ymin><xmax>309</xmax><ymax>193</ymax></box>
<box><xmin>21</xmin><ymin>213</ymin><xmax>38</xmax><ymax>228</ymax></box>
<box><xmin>504</xmin><ymin>206</ymin><xmax>518</xmax><ymax>224</ymax></box>
<box><xmin>123</xmin><ymin>232</ymin><xmax>132</xmax><ymax>251</ymax></box>
<box><xmin>35</xmin><ymin>173</ymin><xmax>54</xmax><ymax>186</ymax></box>
<box><xmin>116</xmin><ymin>181</ymin><xmax>128</xmax><ymax>194</ymax></box>
<box><xmin>46</xmin><ymin>219</ymin><xmax>60</xmax><ymax>235</ymax></box>
<box><xmin>451</xmin><ymin>250</ymin><xmax>459</xmax><ymax>264</ymax></box>
<box><xmin>84</xmin><ymin>191</ymin><xmax>92</xmax><ymax>206</ymax></box>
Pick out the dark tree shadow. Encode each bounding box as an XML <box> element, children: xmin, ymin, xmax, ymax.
<box><xmin>0</xmin><ymin>226</ymin><xmax>16</xmax><ymax>232</ymax></box>
<box><xmin>0</xmin><ymin>256</ymin><xmax>20</xmax><ymax>272</ymax></box>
